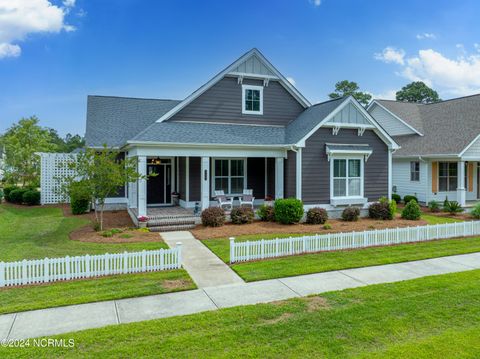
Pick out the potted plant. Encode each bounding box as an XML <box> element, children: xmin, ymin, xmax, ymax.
<box><xmin>137</xmin><ymin>215</ymin><xmax>148</xmax><ymax>228</ymax></box>
<box><xmin>264</xmin><ymin>195</ymin><xmax>274</xmax><ymax>206</ymax></box>
<box><xmin>172</xmin><ymin>191</ymin><xmax>180</xmax><ymax>206</ymax></box>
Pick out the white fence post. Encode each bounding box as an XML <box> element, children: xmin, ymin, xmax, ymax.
<box><xmin>0</xmin><ymin>262</ymin><xmax>4</xmax><ymax>287</ymax></box>
<box><xmin>176</xmin><ymin>242</ymin><xmax>182</xmax><ymax>269</ymax></box>
<box><xmin>229</xmin><ymin>237</ymin><xmax>235</xmax><ymax>264</ymax></box>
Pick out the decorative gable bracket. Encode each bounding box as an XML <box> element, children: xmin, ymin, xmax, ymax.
<box><xmin>237</xmin><ymin>75</ymin><xmax>244</xmax><ymax>85</ymax></box>
<box><xmin>263</xmin><ymin>78</ymin><xmax>270</xmax><ymax>87</ymax></box>
<box><xmin>357</xmin><ymin>127</ymin><xmax>366</xmax><ymax>136</ymax></box>
<box><xmin>332</xmin><ymin>126</ymin><xmax>341</xmax><ymax>135</ymax></box>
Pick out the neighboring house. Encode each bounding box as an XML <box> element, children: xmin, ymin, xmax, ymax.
<box><xmin>85</xmin><ymin>48</ymin><xmax>399</xmax><ymax>218</ymax></box>
<box><xmin>368</xmin><ymin>95</ymin><xmax>480</xmax><ymax>207</ymax></box>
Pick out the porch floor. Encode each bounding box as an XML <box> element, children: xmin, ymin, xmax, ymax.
<box><xmin>131</xmin><ymin>206</ymin><xmax>198</xmax><ymax>221</ymax></box>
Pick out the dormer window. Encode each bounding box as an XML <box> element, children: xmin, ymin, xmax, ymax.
<box><xmin>242</xmin><ymin>84</ymin><xmax>263</xmax><ymax>115</ymax></box>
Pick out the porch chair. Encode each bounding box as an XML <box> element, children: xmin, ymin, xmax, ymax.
<box><xmin>239</xmin><ymin>189</ymin><xmax>255</xmax><ymax>208</ymax></box>
<box><xmin>214</xmin><ymin>190</ymin><xmax>233</xmax><ymax>210</ymax></box>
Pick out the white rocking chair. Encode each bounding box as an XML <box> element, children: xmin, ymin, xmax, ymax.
<box><xmin>239</xmin><ymin>189</ymin><xmax>255</xmax><ymax>208</ymax></box>
<box><xmin>214</xmin><ymin>190</ymin><xmax>233</xmax><ymax>210</ymax></box>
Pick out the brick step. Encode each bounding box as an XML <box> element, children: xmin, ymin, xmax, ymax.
<box><xmin>147</xmin><ymin>217</ymin><xmax>198</xmax><ymax>227</ymax></box>
<box><xmin>149</xmin><ymin>223</ymin><xmax>197</xmax><ymax>232</ymax></box>
<box><xmin>147</xmin><ymin>214</ymin><xmax>200</xmax><ymax>221</ymax></box>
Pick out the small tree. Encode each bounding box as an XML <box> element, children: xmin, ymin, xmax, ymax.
<box><xmin>64</xmin><ymin>145</ymin><xmax>146</xmax><ymax>230</ymax></box>
<box><xmin>1</xmin><ymin>116</ymin><xmax>57</xmax><ymax>186</ymax></box>
<box><xmin>328</xmin><ymin>80</ymin><xmax>372</xmax><ymax>106</ymax></box>
<box><xmin>396</xmin><ymin>81</ymin><xmax>441</xmax><ymax>104</ymax></box>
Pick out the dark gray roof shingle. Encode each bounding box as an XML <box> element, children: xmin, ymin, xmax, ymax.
<box><xmin>130</xmin><ymin>122</ymin><xmax>286</xmax><ymax>145</ymax></box>
<box><xmin>286</xmin><ymin>97</ymin><xmax>349</xmax><ymax>144</ymax></box>
<box><xmin>85</xmin><ymin>96</ymin><xmax>181</xmax><ymax>147</ymax></box>
<box><xmin>375</xmin><ymin>95</ymin><xmax>480</xmax><ymax>156</ymax></box>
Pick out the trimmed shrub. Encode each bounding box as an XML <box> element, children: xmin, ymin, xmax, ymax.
<box><xmin>471</xmin><ymin>203</ymin><xmax>480</xmax><ymax>219</ymax></box>
<box><xmin>306</xmin><ymin>207</ymin><xmax>328</xmax><ymax>225</ymax></box>
<box><xmin>428</xmin><ymin>200</ymin><xmax>440</xmax><ymax>213</ymax></box>
<box><xmin>3</xmin><ymin>186</ymin><xmax>18</xmax><ymax>202</ymax></box>
<box><xmin>379</xmin><ymin>196</ymin><xmax>396</xmax><ymax>220</ymax></box>
<box><xmin>342</xmin><ymin>206</ymin><xmax>360</xmax><ymax>222</ymax></box>
<box><xmin>323</xmin><ymin>223</ymin><xmax>332</xmax><ymax>230</ymax></box>
<box><xmin>443</xmin><ymin>196</ymin><xmax>450</xmax><ymax>209</ymax></box>
<box><xmin>274</xmin><ymin>198</ymin><xmax>304</xmax><ymax>224</ymax></box>
<box><xmin>9</xmin><ymin>188</ymin><xmax>28</xmax><ymax>204</ymax></box>
<box><xmin>69</xmin><ymin>181</ymin><xmax>91</xmax><ymax>215</ymax></box>
<box><xmin>368</xmin><ymin>202</ymin><xmax>390</xmax><ymax>220</ymax></box>
<box><xmin>401</xmin><ymin>199</ymin><xmax>421</xmax><ymax>220</ymax></box>
<box><xmin>201</xmin><ymin>207</ymin><xmax>225</xmax><ymax>227</ymax></box>
<box><xmin>444</xmin><ymin>200</ymin><xmax>464</xmax><ymax>215</ymax></box>
<box><xmin>22</xmin><ymin>189</ymin><xmax>40</xmax><ymax>206</ymax></box>
<box><xmin>230</xmin><ymin>207</ymin><xmax>254</xmax><ymax>224</ymax></box>
<box><xmin>257</xmin><ymin>204</ymin><xmax>275</xmax><ymax>222</ymax></box>
<box><xmin>392</xmin><ymin>193</ymin><xmax>401</xmax><ymax>204</ymax></box>
<box><xmin>403</xmin><ymin>195</ymin><xmax>418</xmax><ymax>204</ymax></box>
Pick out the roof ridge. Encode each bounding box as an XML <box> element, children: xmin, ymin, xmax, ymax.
<box><xmin>88</xmin><ymin>95</ymin><xmax>181</xmax><ymax>102</ymax></box>
<box><xmin>309</xmin><ymin>96</ymin><xmax>348</xmax><ymax>108</ymax></box>
<box><xmin>429</xmin><ymin>92</ymin><xmax>480</xmax><ymax>105</ymax></box>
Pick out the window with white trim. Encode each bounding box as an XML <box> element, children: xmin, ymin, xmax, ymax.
<box><xmin>410</xmin><ymin>161</ymin><xmax>420</xmax><ymax>181</ymax></box>
<box><xmin>242</xmin><ymin>85</ymin><xmax>263</xmax><ymax>115</ymax></box>
<box><xmin>438</xmin><ymin>162</ymin><xmax>457</xmax><ymax>192</ymax></box>
<box><xmin>213</xmin><ymin>159</ymin><xmax>246</xmax><ymax>194</ymax></box>
<box><xmin>332</xmin><ymin>158</ymin><xmax>363</xmax><ymax>198</ymax></box>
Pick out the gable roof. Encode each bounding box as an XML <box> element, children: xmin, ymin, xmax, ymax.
<box><xmin>371</xmin><ymin>94</ymin><xmax>480</xmax><ymax>157</ymax></box>
<box><xmin>85</xmin><ymin>96</ymin><xmax>180</xmax><ymax>147</ymax></box>
<box><xmin>156</xmin><ymin>48</ymin><xmax>311</xmax><ymax>123</ymax></box>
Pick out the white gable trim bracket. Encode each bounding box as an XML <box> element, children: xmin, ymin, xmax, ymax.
<box><xmin>156</xmin><ymin>48</ymin><xmax>311</xmax><ymax>123</ymax></box>
<box><xmin>237</xmin><ymin>75</ymin><xmax>243</xmax><ymax>85</ymax></box>
<box><xmin>296</xmin><ymin>96</ymin><xmax>400</xmax><ymax>151</ymax></box>
<box><xmin>367</xmin><ymin>100</ymin><xmax>424</xmax><ymax>136</ymax></box>
<box><xmin>358</xmin><ymin>127</ymin><xmax>366</xmax><ymax>136</ymax></box>
<box><xmin>332</xmin><ymin>126</ymin><xmax>340</xmax><ymax>135</ymax></box>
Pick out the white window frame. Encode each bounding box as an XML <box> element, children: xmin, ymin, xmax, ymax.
<box><xmin>410</xmin><ymin>161</ymin><xmax>420</xmax><ymax>182</ymax></box>
<box><xmin>212</xmin><ymin>158</ymin><xmax>247</xmax><ymax>195</ymax></box>
<box><xmin>438</xmin><ymin>161</ymin><xmax>457</xmax><ymax>192</ymax></box>
<box><xmin>242</xmin><ymin>84</ymin><xmax>263</xmax><ymax>115</ymax></box>
<box><xmin>330</xmin><ymin>155</ymin><xmax>365</xmax><ymax>200</ymax></box>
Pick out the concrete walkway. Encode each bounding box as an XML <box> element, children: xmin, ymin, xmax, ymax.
<box><xmin>1</xmin><ymin>252</ymin><xmax>479</xmax><ymax>340</ymax></box>
<box><xmin>161</xmin><ymin>231</ymin><xmax>244</xmax><ymax>288</ymax></box>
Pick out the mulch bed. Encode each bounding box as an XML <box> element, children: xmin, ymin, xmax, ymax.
<box><xmin>191</xmin><ymin>214</ymin><xmax>430</xmax><ymax>240</ymax></box>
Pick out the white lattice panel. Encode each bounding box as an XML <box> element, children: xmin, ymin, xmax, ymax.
<box><xmin>39</xmin><ymin>153</ymin><xmax>78</xmax><ymax>204</ymax></box>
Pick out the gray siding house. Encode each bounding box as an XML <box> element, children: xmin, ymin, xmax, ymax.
<box><xmin>85</xmin><ymin>49</ymin><xmax>399</xmax><ymax>219</ymax></box>
<box><xmin>368</xmin><ymin>95</ymin><xmax>480</xmax><ymax>207</ymax></box>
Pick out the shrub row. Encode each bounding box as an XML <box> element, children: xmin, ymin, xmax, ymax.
<box><xmin>3</xmin><ymin>186</ymin><xmax>40</xmax><ymax>205</ymax></box>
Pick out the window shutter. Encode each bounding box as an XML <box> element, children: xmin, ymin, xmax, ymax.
<box><xmin>431</xmin><ymin>162</ymin><xmax>438</xmax><ymax>193</ymax></box>
<box><xmin>468</xmin><ymin>162</ymin><xmax>474</xmax><ymax>192</ymax></box>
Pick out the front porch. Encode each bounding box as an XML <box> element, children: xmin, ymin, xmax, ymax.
<box><xmin>126</xmin><ymin>150</ymin><xmax>288</xmax><ymax>228</ymax></box>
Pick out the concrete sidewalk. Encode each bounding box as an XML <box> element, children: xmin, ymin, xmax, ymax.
<box><xmin>161</xmin><ymin>231</ymin><xmax>244</xmax><ymax>288</ymax></box>
<box><xmin>1</xmin><ymin>252</ymin><xmax>479</xmax><ymax>340</ymax></box>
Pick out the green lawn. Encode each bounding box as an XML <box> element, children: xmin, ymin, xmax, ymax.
<box><xmin>0</xmin><ymin>204</ymin><xmax>196</xmax><ymax>313</ymax></box>
<box><xmin>0</xmin><ymin>270</ymin><xmax>195</xmax><ymax>315</ymax></box>
<box><xmin>202</xmin><ymin>213</ymin><xmax>475</xmax><ymax>282</ymax></box>
<box><xmin>0</xmin><ymin>204</ymin><xmax>169</xmax><ymax>261</ymax></box>
<box><xmin>3</xmin><ymin>269</ymin><xmax>480</xmax><ymax>358</ymax></box>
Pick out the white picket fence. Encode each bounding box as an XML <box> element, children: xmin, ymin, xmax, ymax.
<box><xmin>0</xmin><ymin>245</ymin><xmax>182</xmax><ymax>287</ymax></box>
<box><xmin>230</xmin><ymin>221</ymin><xmax>480</xmax><ymax>263</ymax></box>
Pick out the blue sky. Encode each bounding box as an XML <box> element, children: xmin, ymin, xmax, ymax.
<box><xmin>1</xmin><ymin>0</ymin><xmax>480</xmax><ymax>136</ymax></box>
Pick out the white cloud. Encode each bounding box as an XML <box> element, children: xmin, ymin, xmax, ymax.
<box><xmin>376</xmin><ymin>45</ymin><xmax>480</xmax><ymax>96</ymax></box>
<box><xmin>374</xmin><ymin>47</ymin><xmax>405</xmax><ymax>65</ymax></box>
<box><xmin>0</xmin><ymin>43</ymin><xmax>21</xmax><ymax>58</ymax></box>
<box><xmin>286</xmin><ymin>76</ymin><xmax>296</xmax><ymax>86</ymax></box>
<box><xmin>0</xmin><ymin>0</ymin><xmax>76</xmax><ymax>59</ymax></box>
<box><xmin>371</xmin><ymin>89</ymin><xmax>397</xmax><ymax>100</ymax></box>
<box><xmin>309</xmin><ymin>0</ymin><xmax>321</xmax><ymax>7</ymax></box>
<box><xmin>416</xmin><ymin>33</ymin><xmax>436</xmax><ymax>40</ymax></box>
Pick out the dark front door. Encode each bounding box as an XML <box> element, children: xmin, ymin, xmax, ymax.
<box><xmin>147</xmin><ymin>161</ymin><xmax>172</xmax><ymax>205</ymax></box>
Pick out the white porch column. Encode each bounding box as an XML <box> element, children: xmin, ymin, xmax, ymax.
<box><xmin>275</xmin><ymin>157</ymin><xmax>284</xmax><ymax>199</ymax></box>
<box><xmin>388</xmin><ymin>149</ymin><xmax>393</xmax><ymax>200</ymax></box>
<box><xmin>137</xmin><ymin>156</ymin><xmax>147</xmax><ymax>217</ymax></box>
<box><xmin>295</xmin><ymin>149</ymin><xmax>302</xmax><ymax>200</ymax></box>
<box><xmin>457</xmin><ymin>160</ymin><xmax>466</xmax><ymax>206</ymax></box>
<box><xmin>201</xmin><ymin>157</ymin><xmax>210</xmax><ymax>211</ymax></box>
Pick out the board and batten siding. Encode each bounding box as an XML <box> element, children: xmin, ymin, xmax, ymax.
<box><xmin>392</xmin><ymin>159</ymin><xmax>428</xmax><ymax>203</ymax></box>
<box><xmin>168</xmin><ymin>77</ymin><xmax>304</xmax><ymax>126</ymax></box>
<box><xmin>463</xmin><ymin>136</ymin><xmax>480</xmax><ymax>158</ymax></box>
<box><xmin>284</xmin><ymin>151</ymin><xmax>297</xmax><ymax>198</ymax></box>
<box><xmin>302</xmin><ymin>128</ymin><xmax>389</xmax><ymax>204</ymax></box>
<box><xmin>369</xmin><ymin>104</ymin><xmax>416</xmax><ymax>136</ymax></box>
